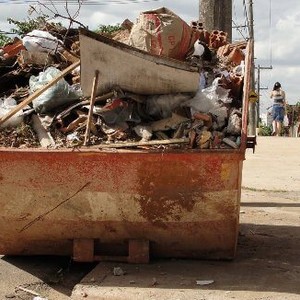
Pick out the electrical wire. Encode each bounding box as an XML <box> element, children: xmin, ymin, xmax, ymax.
<box><xmin>232</xmin><ymin>0</ymin><xmax>249</xmax><ymax>41</ymax></box>
<box><xmin>232</xmin><ymin>19</ymin><xmax>247</xmax><ymax>41</ymax></box>
<box><xmin>268</xmin><ymin>0</ymin><xmax>273</xmax><ymax>67</ymax></box>
<box><xmin>0</xmin><ymin>0</ymin><xmax>161</xmax><ymax>4</ymax></box>
<box><xmin>242</xmin><ymin>0</ymin><xmax>250</xmax><ymax>38</ymax></box>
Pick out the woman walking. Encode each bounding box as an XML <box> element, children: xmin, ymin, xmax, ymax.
<box><xmin>270</xmin><ymin>82</ymin><xmax>286</xmax><ymax>136</ymax></box>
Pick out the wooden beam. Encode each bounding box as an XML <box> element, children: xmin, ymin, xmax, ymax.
<box><xmin>97</xmin><ymin>138</ymin><xmax>189</xmax><ymax>149</ymax></box>
<box><xmin>84</xmin><ymin>70</ymin><xmax>99</xmax><ymax>145</ymax></box>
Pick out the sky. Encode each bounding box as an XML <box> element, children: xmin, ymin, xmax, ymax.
<box><xmin>0</xmin><ymin>0</ymin><xmax>299</xmax><ymax>113</ymax></box>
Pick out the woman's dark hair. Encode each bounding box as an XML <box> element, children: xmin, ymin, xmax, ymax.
<box><xmin>273</xmin><ymin>82</ymin><xmax>281</xmax><ymax>90</ymax></box>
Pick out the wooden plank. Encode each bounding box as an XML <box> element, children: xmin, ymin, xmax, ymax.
<box><xmin>0</xmin><ymin>60</ymin><xmax>80</xmax><ymax>126</ymax></box>
<box><xmin>31</xmin><ymin>114</ymin><xmax>55</xmax><ymax>148</ymax></box>
<box><xmin>97</xmin><ymin>138</ymin><xmax>189</xmax><ymax>149</ymax></box>
<box><xmin>84</xmin><ymin>70</ymin><xmax>99</xmax><ymax>146</ymax></box>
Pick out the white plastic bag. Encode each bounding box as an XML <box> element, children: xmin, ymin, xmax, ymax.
<box><xmin>202</xmin><ymin>78</ymin><xmax>232</xmax><ymax>104</ymax></box>
<box><xmin>30</xmin><ymin>67</ymin><xmax>81</xmax><ymax>113</ymax></box>
<box><xmin>0</xmin><ymin>97</ymin><xmax>23</xmax><ymax>128</ymax></box>
<box><xmin>22</xmin><ymin>30</ymin><xmax>63</xmax><ymax>53</ymax></box>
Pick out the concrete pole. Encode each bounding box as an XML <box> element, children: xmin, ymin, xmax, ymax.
<box><xmin>199</xmin><ymin>0</ymin><xmax>232</xmax><ymax>42</ymax></box>
<box><xmin>247</xmin><ymin>0</ymin><xmax>256</xmax><ymax>135</ymax></box>
<box><xmin>256</xmin><ymin>65</ymin><xmax>273</xmax><ymax>126</ymax></box>
<box><xmin>257</xmin><ymin>64</ymin><xmax>261</xmax><ymax>126</ymax></box>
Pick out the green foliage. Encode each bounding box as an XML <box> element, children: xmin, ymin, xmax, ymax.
<box><xmin>7</xmin><ymin>16</ymin><xmax>62</xmax><ymax>37</ymax></box>
<box><xmin>95</xmin><ymin>24</ymin><xmax>122</xmax><ymax>35</ymax></box>
<box><xmin>7</xmin><ymin>16</ymin><xmax>48</xmax><ymax>36</ymax></box>
<box><xmin>258</xmin><ymin>123</ymin><xmax>272</xmax><ymax>136</ymax></box>
<box><xmin>0</xmin><ymin>33</ymin><xmax>11</xmax><ymax>47</ymax></box>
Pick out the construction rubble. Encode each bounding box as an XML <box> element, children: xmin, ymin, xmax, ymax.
<box><xmin>0</xmin><ymin>7</ymin><xmax>247</xmax><ymax>150</ymax></box>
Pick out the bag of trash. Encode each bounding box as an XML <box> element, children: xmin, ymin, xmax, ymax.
<box><xmin>182</xmin><ymin>78</ymin><xmax>232</xmax><ymax>128</ymax></box>
<box><xmin>22</xmin><ymin>30</ymin><xmax>63</xmax><ymax>53</ymax></box>
<box><xmin>0</xmin><ymin>97</ymin><xmax>24</xmax><ymax>128</ymax></box>
<box><xmin>29</xmin><ymin>67</ymin><xmax>81</xmax><ymax>113</ymax></box>
<box><xmin>202</xmin><ymin>78</ymin><xmax>232</xmax><ymax>104</ymax></box>
<box><xmin>145</xmin><ymin>93</ymin><xmax>191</xmax><ymax>120</ymax></box>
<box><xmin>128</xmin><ymin>7</ymin><xmax>199</xmax><ymax>60</ymax></box>
<box><xmin>95</xmin><ymin>98</ymin><xmax>141</xmax><ymax>125</ymax></box>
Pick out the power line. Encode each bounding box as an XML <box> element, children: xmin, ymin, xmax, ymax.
<box><xmin>268</xmin><ymin>0</ymin><xmax>273</xmax><ymax>67</ymax></box>
<box><xmin>242</xmin><ymin>0</ymin><xmax>250</xmax><ymax>37</ymax></box>
<box><xmin>232</xmin><ymin>0</ymin><xmax>250</xmax><ymax>40</ymax></box>
<box><xmin>0</xmin><ymin>0</ymin><xmax>160</xmax><ymax>4</ymax></box>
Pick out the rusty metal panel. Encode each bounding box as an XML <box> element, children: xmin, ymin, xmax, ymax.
<box><xmin>0</xmin><ymin>148</ymin><xmax>244</xmax><ymax>259</ymax></box>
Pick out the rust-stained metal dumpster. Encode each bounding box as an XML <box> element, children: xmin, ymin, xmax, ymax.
<box><xmin>0</xmin><ymin>38</ymin><xmax>253</xmax><ymax>263</ymax></box>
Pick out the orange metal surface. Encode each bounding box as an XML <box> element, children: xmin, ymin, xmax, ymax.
<box><xmin>0</xmin><ymin>148</ymin><xmax>244</xmax><ymax>260</ymax></box>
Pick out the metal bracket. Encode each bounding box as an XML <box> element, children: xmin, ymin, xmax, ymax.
<box><xmin>246</xmin><ymin>135</ymin><xmax>257</xmax><ymax>153</ymax></box>
<box><xmin>73</xmin><ymin>239</ymin><xmax>150</xmax><ymax>264</ymax></box>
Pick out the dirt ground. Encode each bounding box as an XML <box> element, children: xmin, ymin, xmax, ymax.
<box><xmin>0</xmin><ymin>137</ymin><xmax>299</xmax><ymax>300</ymax></box>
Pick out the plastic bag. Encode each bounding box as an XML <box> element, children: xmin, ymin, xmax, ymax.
<box><xmin>0</xmin><ymin>97</ymin><xmax>23</xmax><ymax>128</ymax></box>
<box><xmin>30</xmin><ymin>67</ymin><xmax>81</xmax><ymax>113</ymax></box>
<box><xmin>182</xmin><ymin>78</ymin><xmax>231</xmax><ymax>128</ymax></box>
<box><xmin>22</xmin><ymin>30</ymin><xmax>63</xmax><ymax>53</ymax></box>
<box><xmin>202</xmin><ymin>78</ymin><xmax>232</xmax><ymax>104</ymax></box>
<box><xmin>95</xmin><ymin>98</ymin><xmax>141</xmax><ymax>125</ymax></box>
<box><xmin>145</xmin><ymin>93</ymin><xmax>191</xmax><ymax>120</ymax></box>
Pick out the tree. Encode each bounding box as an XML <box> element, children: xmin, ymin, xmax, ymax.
<box><xmin>0</xmin><ymin>33</ymin><xmax>11</xmax><ymax>47</ymax></box>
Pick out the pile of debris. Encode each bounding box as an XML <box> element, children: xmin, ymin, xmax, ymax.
<box><xmin>0</xmin><ymin>7</ymin><xmax>247</xmax><ymax>150</ymax></box>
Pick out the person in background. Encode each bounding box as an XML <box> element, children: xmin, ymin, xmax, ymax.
<box><xmin>270</xmin><ymin>82</ymin><xmax>286</xmax><ymax>136</ymax></box>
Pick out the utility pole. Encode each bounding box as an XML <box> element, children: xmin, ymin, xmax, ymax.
<box><xmin>199</xmin><ymin>0</ymin><xmax>232</xmax><ymax>42</ymax></box>
<box><xmin>248</xmin><ymin>0</ymin><xmax>256</xmax><ymax>136</ymax></box>
<box><xmin>256</xmin><ymin>64</ymin><xmax>272</xmax><ymax>126</ymax></box>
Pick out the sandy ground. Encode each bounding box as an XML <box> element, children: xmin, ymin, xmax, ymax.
<box><xmin>0</xmin><ymin>136</ymin><xmax>299</xmax><ymax>300</ymax></box>
<box><xmin>242</xmin><ymin>136</ymin><xmax>300</xmax><ymax>191</ymax></box>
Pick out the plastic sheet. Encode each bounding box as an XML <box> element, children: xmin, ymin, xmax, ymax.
<box><xmin>0</xmin><ymin>97</ymin><xmax>23</xmax><ymax>128</ymax></box>
<box><xmin>30</xmin><ymin>67</ymin><xmax>81</xmax><ymax>113</ymax></box>
<box><xmin>22</xmin><ymin>30</ymin><xmax>63</xmax><ymax>53</ymax></box>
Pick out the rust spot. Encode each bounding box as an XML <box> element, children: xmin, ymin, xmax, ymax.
<box><xmin>135</xmin><ymin>162</ymin><xmax>197</xmax><ymax>226</ymax></box>
<box><xmin>104</xmin><ymin>224</ymin><xmax>117</xmax><ymax>233</ymax></box>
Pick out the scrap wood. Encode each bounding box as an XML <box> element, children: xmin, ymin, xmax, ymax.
<box><xmin>31</xmin><ymin>114</ymin><xmax>56</xmax><ymax>148</ymax></box>
<box><xmin>97</xmin><ymin>138</ymin><xmax>189</xmax><ymax>149</ymax></box>
<box><xmin>0</xmin><ymin>60</ymin><xmax>80</xmax><ymax>127</ymax></box>
<box><xmin>59</xmin><ymin>111</ymin><xmax>87</xmax><ymax>133</ymax></box>
<box><xmin>15</xmin><ymin>286</ymin><xmax>40</xmax><ymax>296</ymax></box>
<box><xmin>84</xmin><ymin>70</ymin><xmax>99</xmax><ymax>145</ymax></box>
<box><xmin>56</xmin><ymin>91</ymin><xmax>115</xmax><ymax>120</ymax></box>
<box><xmin>1</xmin><ymin>38</ymin><xmax>25</xmax><ymax>59</ymax></box>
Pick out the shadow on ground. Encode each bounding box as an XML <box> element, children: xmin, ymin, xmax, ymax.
<box><xmin>2</xmin><ymin>255</ymin><xmax>97</xmax><ymax>297</ymax></box>
<box><xmin>2</xmin><ymin>222</ymin><xmax>300</xmax><ymax>298</ymax></box>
